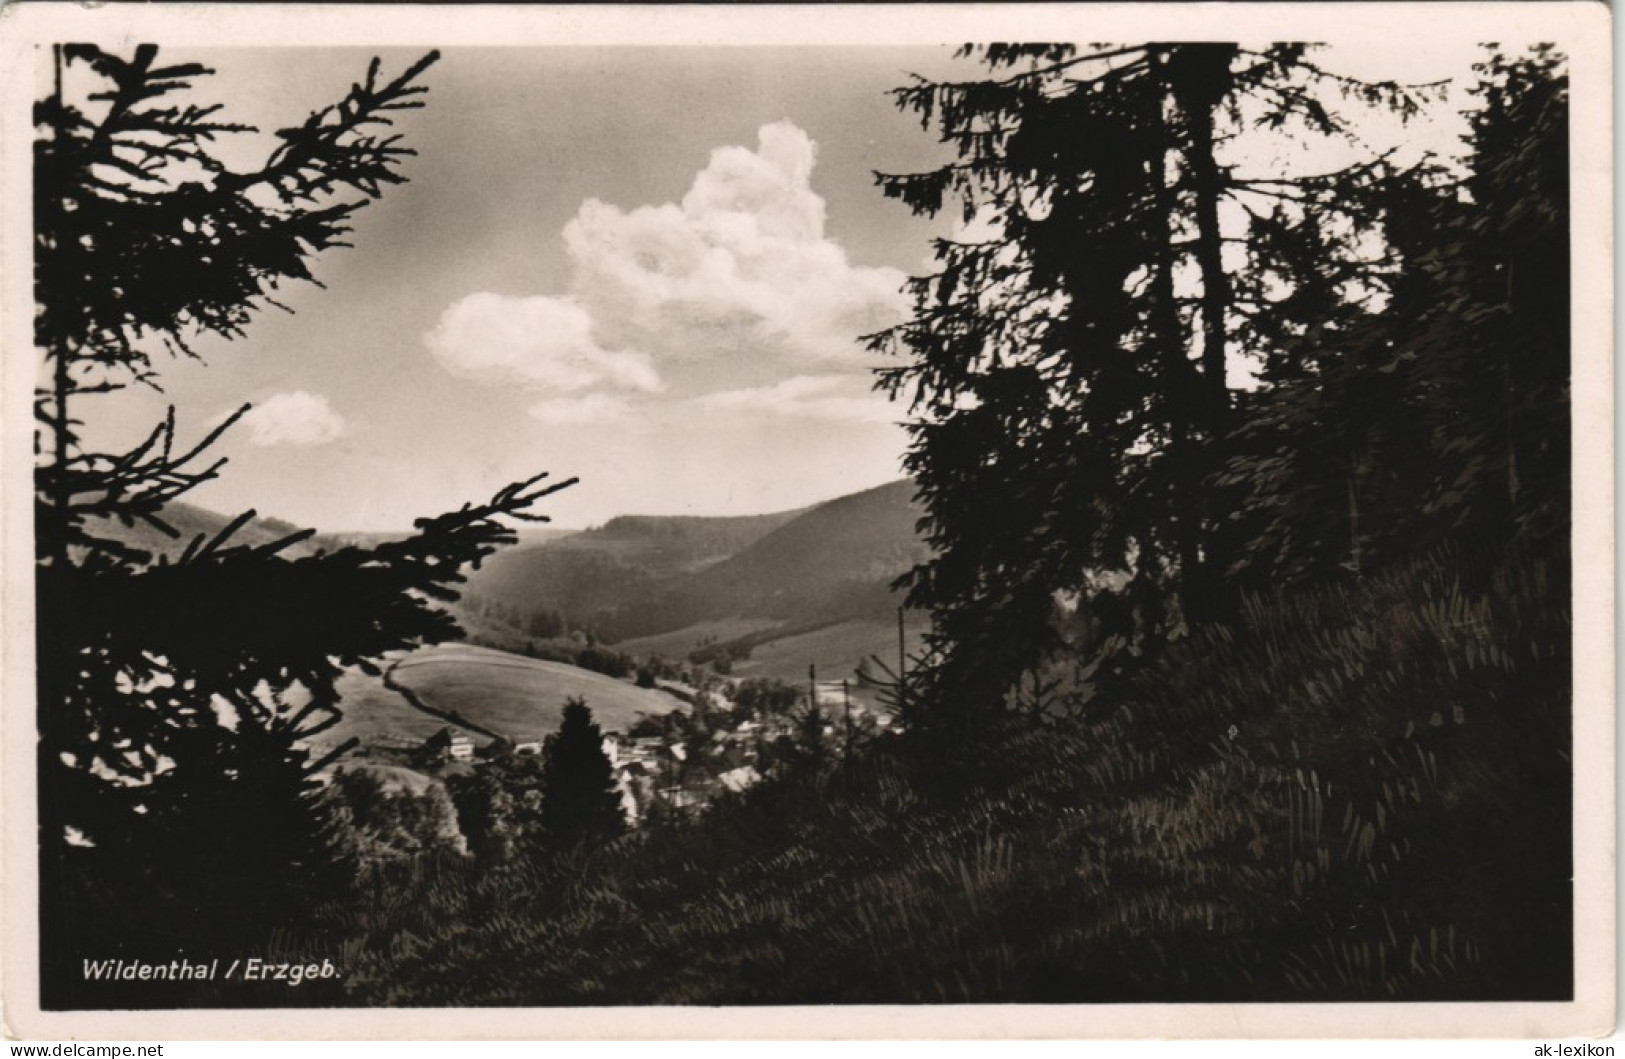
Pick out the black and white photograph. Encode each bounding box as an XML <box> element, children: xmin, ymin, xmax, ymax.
<box><xmin>1</xmin><ymin>1</ymin><xmax>1612</xmax><ymax>1041</ymax></box>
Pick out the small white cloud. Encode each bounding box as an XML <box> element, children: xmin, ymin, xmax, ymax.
<box><xmin>424</xmin><ymin>292</ymin><xmax>663</xmax><ymax>394</ymax></box>
<box><xmin>239</xmin><ymin>391</ymin><xmax>346</xmax><ymax>447</ymax></box>
<box><xmin>692</xmin><ymin>375</ymin><xmax>897</xmax><ymax>424</ymax></box>
<box><xmin>529</xmin><ymin>393</ymin><xmax>639</xmax><ymax>426</ymax></box>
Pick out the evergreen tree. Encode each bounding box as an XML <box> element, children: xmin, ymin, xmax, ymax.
<box><xmin>868</xmin><ymin>43</ymin><xmax>1433</xmax><ymax>722</ymax></box>
<box><xmin>1217</xmin><ymin>164</ymin><xmax>1447</xmax><ymax>586</ymax></box>
<box><xmin>34</xmin><ymin>45</ymin><xmax>573</xmax><ymax>1005</ymax></box>
<box><xmin>540</xmin><ymin>699</ymin><xmax>625</xmax><ymax>847</ymax></box>
<box><xmin>1222</xmin><ymin>47</ymin><xmax>1569</xmax><ymax>586</ymax></box>
<box><xmin>446</xmin><ymin>761</ymin><xmax>524</xmax><ymax>861</ymax></box>
<box><xmin>1410</xmin><ymin>47</ymin><xmax>1569</xmax><ymax>553</ymax></box>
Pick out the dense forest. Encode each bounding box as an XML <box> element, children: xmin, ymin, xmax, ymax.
<box><xmin>34</xmin><ymin>41</ymin><xmax>1573</xmax><ymax>1008</ymax></box>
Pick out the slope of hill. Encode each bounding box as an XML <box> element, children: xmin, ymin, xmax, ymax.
<box><xmin>463</xmin><ymin>507</ymin><xmax>806</xmax><ymax>629</ymax></box>
<box><xmin>554</xmin><ymin>511</ymin><xmax>806</xmax><ymax>568</ymax></box>
<box><xmin>675</xmin><ymin>479</ymin><xmax>926</xmax><ymax>621</ymax></box>
<box><xmin>394</xmin><ymin>643</ymin><xmax>687</xmax><ymax>740</ymax></box>
<box><xmin>592</xmin><ymin>479</ymin><xmax>928</xmax><ymax>641</ymax></box>
<box><xmin>321</xmin><ymin>663</ymin><xmax>486</xmax><ymax>753</ymax></box>
<box><xmin>90</xmin><ymin>486</ymin><xmax>933</xmax><ymax>714</ymax></box>
<box><xmin>83</xmin><ymin>502</ymin><xmax>316</xmax><ymax>561</ymax></box>
<box><xmin>460</xmin><ymin>480</ymin><xmax>927</xmax><ymax>649</ymax></box>
<box><xmin>614</xmin><ymin>618</ymin><xmax>787</xmax><ymax>661</ymax></box>
<box><xmin>320</xmin><ymin>643</ymin><xmax>688</xmax><ymax>754</ymax></box>
<box><xmin>724</xmin><ymin>615</ymin><xmax>932</xmax><ymax>708</ymax></box>
<box><xmin>82</xmin><ymin>502</ymin><xmax>566</xmax><ymax>562</ymax></box>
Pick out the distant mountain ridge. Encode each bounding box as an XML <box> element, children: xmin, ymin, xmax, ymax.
<box><xmin>83</xmin><ymin>481</ymin><xmax>931</xmax><ymax>655</ymax></box>
<box><xmin>83</xmin><ymin>502</ymin><xmax>317</xmax><ymax>561</ymax></box>
<box><xmin>606</xmin><ymin>479</ymin><xmax>927</xmax><ymax>639</ymax></box>
<box><xmin>700</xmin><ymin>479</ymin><xmax>926</xmax><ymax>590</ymax></box>
<box><xmin>541</xmin><ymin>508</ymin><xmax>806</xmax><ymax>571</ymax></box>
<box><xmin>463</xmin><ymin>479</ymin><xmax>927</xmax><ymax>643</ymax></box>
<box><xmin>83</xmin><ymin>503</ymin><xmax>564</xmax><ymax>563</ymax></box>
<box><xmin>464</xmin><ymin>504</ymin><xmax>806</xmax><ymax>630</ymax></box>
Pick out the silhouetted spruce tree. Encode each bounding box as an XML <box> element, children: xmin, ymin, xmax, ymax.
<box><xmin>1409</xmin><ymin>47</ymin><xmax>1569</xmax><ymax>554</ymax></box>
<box><xmin>34</xmin><ymin>45</ymin><xmax>573</xmax><ymax>1006</ymax></box>
<box><xmin>1217</xmin><ymin>162</ymin><xmax>1449</xmax><ymax>588</ymax></box>
<box><xmin>868</xmin><ymin>44</ymin><xmax>1435</xmax><ymax>723</ymax></box>
<box><xmin>447</xmin><ymin>758</ymin><xmax>536</xmax><ymax>862</ymax></box>
<box><xmin>540</xmin><ymin>699</ymin><xmax>625</xmax><ymax>847</ymax></box>
<box><xmin>1221</xmin><ymin>46</ymin><xmax>1569</xmax><ymax>586</ymax></box>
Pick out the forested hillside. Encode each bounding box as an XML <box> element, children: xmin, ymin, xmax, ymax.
<box><xmin>83</xmin><ymin>501</ymin><xmax>318</xmax><ymax>561</ymax></box>
<box><xmin>460</xmin><ymin>479</ymin><xmax>927</xmax><ymax>643</ymax></box>
<box><xmin>468</xmin><ymin>507</ymin><xmax>803</xmax><ymax>618</ymax></box>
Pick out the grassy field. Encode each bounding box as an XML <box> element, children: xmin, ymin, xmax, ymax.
<box><xmin>321</xmin><ymin>666</ymin><xmax>477</xmax><ymax>753</ymax></box>
<box><xmin>319</xmin><ymin>643</ymin><xmax>688</xmax><ymax>754</ymax></box>
<box><xmin>615</xmin><ymin>618</ymin><xmax>784</xmax><ymax>660</ymax></box>
<box><xmin>392</xmin><ymin>644</ymin><xmax>687</xmax><ymax>740</ymax></box>
<box><xmin>617</xmin><ymin>615</ymin><xmax>933</xmax><ymax>709</ymax></box>
<box><xmin>727</xmin><ymin>616</ymin><xmax>931</xmax><ymax>707</ymax></box>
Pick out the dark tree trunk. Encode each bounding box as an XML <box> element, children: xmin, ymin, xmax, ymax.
<box><xmin>1173</xmin><ymin>43</ymin><xmax>1238</xmax><ymax>432</ymax></box>
<box><xmin>1170</xmin><ymin>43</ymin><xmax>1239</xmax><ymax>624</ymax></box>
<box><xmin>1147</xmin><ymin>58</ymin><xmax>1206</xmax><ymax>628</ymax></box>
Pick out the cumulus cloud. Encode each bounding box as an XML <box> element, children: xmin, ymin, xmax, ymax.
<box><xmin>691</xmin><ymin>375</ymin><xmax>897</xmax><ymax>424</ymax></box>
<box><xmin>238</xmin><ymin>391</ymin><xmax>347</xmax><ymax>447</ymax></box>
<box><xmin>426</xmin><ymin>121</ymin><xmax>908</xmax><ymax>417</ymax></box>
<box><xmin>566</xmin><ymin>121</ymin><xmax>907</xmax><ymax>365</ymax></box>
<box><xmin>424</xmin><ymin>292</ymin><xmax>662</xmax><ymax>393</ymax></box>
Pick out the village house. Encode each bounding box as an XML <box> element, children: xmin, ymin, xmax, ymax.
<box><xmin>417</xmin><ymin>726</ymin><xmax>477</xmax><ymax>764</ymax></box>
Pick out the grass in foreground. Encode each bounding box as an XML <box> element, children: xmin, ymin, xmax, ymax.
<box><xmin>287</xmin><ymin>548</ymin><xmax>1569</xmax><ymax>1006</ymax></box>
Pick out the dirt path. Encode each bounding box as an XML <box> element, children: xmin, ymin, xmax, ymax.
<box><xmin>380</xmin><ymin>661</ymin><xmax>503</xmax><ymax>742</ymax></box>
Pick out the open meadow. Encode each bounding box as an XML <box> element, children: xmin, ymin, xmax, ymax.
<box><xmin>320</xmin><ymin>643</ymin><xmax>689</xmax><ymax>754</ymax></box>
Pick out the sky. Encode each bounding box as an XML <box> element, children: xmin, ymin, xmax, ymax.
<box><xmin>68</xmin><ymin>41</ymin><xmax>1490</xmax><ymax>531</ymax></box>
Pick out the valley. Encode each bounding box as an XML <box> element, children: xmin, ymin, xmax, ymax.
<box><xmin>297</xmin><ymin>477</ymin><xmax>932</xmax><ymax>761</ymax></box>
<box><xmin>88</xmin><ymin>479</ymin><xmax>935</xmax><ymax>801</ymax></box>
<box><xmin>458</xmin><ymin>478</ymin><xmax>930</xmax><ymax>674</ymax></box>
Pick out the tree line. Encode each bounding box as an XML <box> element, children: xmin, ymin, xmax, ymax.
<box><xmin>867</xmin><ymin>43</ymin><xmax>1568</xmax><ymax>727</ymax></box>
